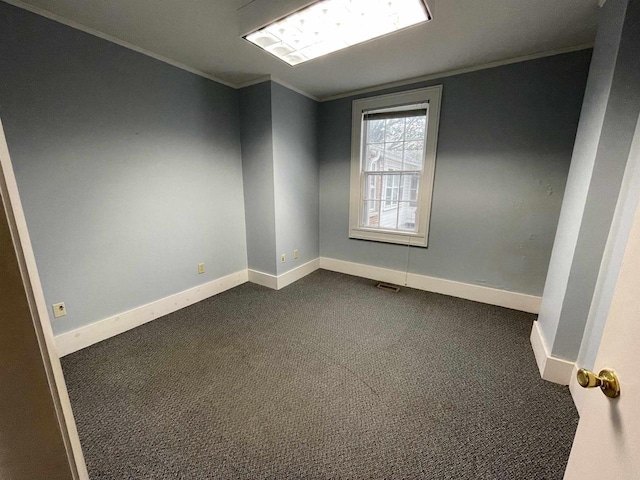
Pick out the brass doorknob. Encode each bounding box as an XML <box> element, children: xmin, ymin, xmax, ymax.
<box><xmin>576</xmin><ymin>368</ymin><xmax>620</xmax><ymax>398</ymax></box>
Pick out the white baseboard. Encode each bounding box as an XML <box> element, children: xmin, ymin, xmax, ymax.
<box><xmin>247</xmin><ymin>269</ymin><xmax>278</xmax><ymax>289</ymax></box>
<box><xmin>319</xmin><ymin>257</ymin><xmax>542</xmax><ymax>314</ymax></box>
<box><xmin>55</xmin><ymin>269</ymin><xmax>248</xmax><ymax>357</ymax></box>
<box><xmin>57</xmin><ymin>258</ymin><xmax>321</xmax><ymax>357</ymax></box>
<box><xmin>530</xmin><ymin>321</ymin><xmax>575</xmax><ymax>385</ymax></box>
<box><xmin>249</xmin><ymin>258</ymin><xmax>320</xmax><ymax>290</ymax></box>
<box><xmin>277</xmin><ymin>258</ymin><xmax>320</xmax><ymax>289</ymax></box>
<box><xmin>320</xmin><ymin>257</ymin><xmax>406</xmax><ymax>286</ymax></box>
<box><xmin>530</xmin><ymin>320</ymin><xmax>551</xmax><ymax>377</ymax></box>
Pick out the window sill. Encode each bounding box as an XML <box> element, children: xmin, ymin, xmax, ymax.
<box><xmin>349</xmin><ymin>227</ymin><xmax>428</xmax><ymax>247</ymax></box>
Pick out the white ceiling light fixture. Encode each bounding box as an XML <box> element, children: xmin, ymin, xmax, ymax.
<box><xmin>244</xmin><ymin>0</ymin><xmax>432</xmax><ymax>66</ymax></box>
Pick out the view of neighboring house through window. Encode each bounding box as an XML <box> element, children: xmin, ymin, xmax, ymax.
<box><xmin>349</xmin><ymin>86</ymin><xmax>442</xmax><ymax>247</ymax></box>
<box><xmin>383</xmin><ymin>169</ymin><xmax>400</xmax><ymax>209</ymax></box>
<box><xmin>368</xmin><ymin>161</ymin><xmax>378</xmax><ymax>211</ymax></box>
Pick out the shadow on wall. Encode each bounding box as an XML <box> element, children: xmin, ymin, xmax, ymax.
<box><xmin>318</xmin><ymin>49</ymin><xmax>592</xmax><ymax>297</ymax></box>
<box><xmin>0</xmin><ymin>2</ymin><xmax>248</xmax><ymax>336</ymax></box>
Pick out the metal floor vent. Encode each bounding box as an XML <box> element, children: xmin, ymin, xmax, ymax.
<box><xmin>376</xmin><ymin>282</ymin><xmax>400</xmax><ymax>292</ymax></box>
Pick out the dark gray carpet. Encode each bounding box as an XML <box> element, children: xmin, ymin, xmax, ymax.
<box><xmin>62</xmin><ymin>270</ymin><xmax>578</xmax><ymax>479</ymax></box>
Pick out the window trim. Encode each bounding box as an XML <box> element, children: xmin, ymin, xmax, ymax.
<box><xmin>348</xmin><ymin>85</ymin><xmax>442</xmax><ymax>247</ymax></box>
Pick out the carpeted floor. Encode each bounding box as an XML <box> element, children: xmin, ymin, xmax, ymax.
<box><xmin>62</xmin><ymin>270</ymin><xmax>578</xmax><ymax>479</ymax></box>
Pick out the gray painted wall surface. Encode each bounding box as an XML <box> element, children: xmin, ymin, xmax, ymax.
<box><xmin>578</xmin><ymin>112</ymin><xmax>640</xmax><ymax>369</ymax></box>
<box><xmin>555</xmin><ymin>0</ymin><xmax>640</xmax><ymax>361</ymax></box>
<box><xmin>0</xmin><ymin>3</ymin><xmax>248</xmax><ymax>335</ymax></box>
<box><xmin>240</xmin><ymin>82</ymin><xmax>277</xmax><ymax>276</ymax></box>
<box><xmin>271</xmin><ymin>82</ymin><xmax>319</xmax><ymax>275</ymax></box>
<box><xmin>319</xmin><ymin>51</ymin><xmax>591</xmax><ymax>296</ymax></box>
<box><xmin>537</xmin><ymin>0</ymin><xmax>627</xmax><ymax>351</ymax></box>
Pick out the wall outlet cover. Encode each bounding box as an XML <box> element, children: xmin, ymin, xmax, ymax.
<box><xmin>198</xmin><ymin>263</ymin><xmax>205</xmax><ymax>274</ymax></box>
<box><xmin>52</xmin><ymin>302</ymin><xmax>67</xmax><ymax>318</ymax></box>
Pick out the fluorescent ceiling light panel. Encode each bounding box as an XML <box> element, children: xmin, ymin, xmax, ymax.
<box><xmin>245</xmin><ymin>0</ymin><xmax>431</xmax><ymax>66</ymax></box>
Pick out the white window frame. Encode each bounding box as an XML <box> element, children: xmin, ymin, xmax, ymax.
<box><xmin>348</xmin><ymin>85</ymin><xmax>442</xmax><ymax>247</ymax></box>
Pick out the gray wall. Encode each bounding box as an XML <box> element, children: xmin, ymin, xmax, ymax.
<box><xmin>271</xmin><ymin>82</ymin><xmax>319</xmax><ymax>275</ymax></box>
<box><xmin>552</xmin><ymin>0</ymin><xmax>640</xmax><ymax>360</ymax></box>
<box><xmin>240</xmin><ymin>80</ymin><xmax>319</xmax><ymax>277</ymax></box>
<box><xmin>578</xmin><ymin>111</ymin><xmax>640</xmax><ymax>369</ymax></box>
<box><xmin>0</xmin><ymin>3</ymin><xmax>248</xmax><ymax>335</ymax></box>
<box><xmin>319</xmin><ymin>51</ymin><xmax>591</xmax><ymax>296</ymax></box>
<box><xmin>538</xmin><ymin>0</ymin><xmax>640</xmax><ymax>361</ymax></box>
<box><xmin>537</xmin><ymin>0</ymin><xmax>627</xmax><ymax>356</ymax></box>
<box><xmin>240</xmin><ymin>82</ymin><xmax>277</xmax><ymax>276</ymax></box>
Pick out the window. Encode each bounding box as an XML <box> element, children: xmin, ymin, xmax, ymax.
<box><xmin>349</xmin><ymin>86</ymin><xmax>442</xmax><ymax>247</ymax></box>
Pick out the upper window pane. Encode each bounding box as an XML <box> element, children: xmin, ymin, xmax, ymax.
<box><xmin>365</xmin><ymin>145</ymin><xmax>384</xmax><ymax>171</ymax></box>
<box><xmin>405</xmin><ymin>116</ymin><xmax>426</xmax><ymax>141</ymax></box>
<box><xmin>363</xmin><ymin>109</ymin><xmax>427</xmax><ymax>173</ymax></box>
<box><xmin>366</xmin><ymin>119</ymin><xmax>385</xmax><ymax>143</ymax></box>
<box><xmin>385</xmin><ymin>118</ymin><xmax>405</xmax><ymax>142</ymax></box>
<box><xmin>402</xmin><ymin>141</ymin><xmax>424</xmax><ymax>170</ymax></box>
<box><xmin>384</xmin><ymin>142</ymin><xmax>404</xmax><ymax>171</ymax></box>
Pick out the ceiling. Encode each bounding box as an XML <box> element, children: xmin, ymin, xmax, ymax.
<box><xmin>10</xmin><ymin>0</ymin><xmax>600</xmax><ymax>99</ymax></box>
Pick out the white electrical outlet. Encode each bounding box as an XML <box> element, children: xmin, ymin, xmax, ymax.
<box><xmin>52</xmin><ymin>302</ymin><xmax>67</xmax><ymax>318</ymax></box>
<box><xmin>281</xmin><ymin>254</ymin><xmax>286</xmax><ymax>263</ymax></box>
<box><xmin>198</xmin><ymin>263</ymin><xmax>205</xmax><ymax>274</ymax></box>
<box><xmin>294</xmin><ymin>249</ymin><xmax>299</xmax><ymax>259</ymax></box>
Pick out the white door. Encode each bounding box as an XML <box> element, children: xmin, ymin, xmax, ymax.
<box><xmin>563</xmin><ymin>129</ymin><xmax>640</xmax><ymax>478</ymax></box>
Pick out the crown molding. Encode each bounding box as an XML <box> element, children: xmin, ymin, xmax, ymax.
<box><xmin>3</xmin><ymin>0</ymin><xmax>592</xmax><ymax>104</ymax></box>
<box><xmin>2</xmin><ymin>0</ymin><xmax>236</xmax><ymax>88</ymax></box>
<box><xmin>271</xmin><ymin>76</ymin><xmax>320</xmax><ymax>101</ymax></box>
<box><xmin>318</xmin><ymin>42</ymin><xmax>594</xmax><ymax>102</ymax></box>
<box><xmin>234</xmin><ymin>75</ymin><xmax>273</xmax><ymax>89</ymax></box>
<box><xmin>235</xmin><ymin>75</ymin><xmax>320</xmax><ymax>102</ymax></box>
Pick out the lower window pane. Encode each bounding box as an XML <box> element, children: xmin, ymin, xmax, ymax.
<box><xmin>362</xmin><ymin>199</ymin><xmax>419</xmax><ymax>232</ymax></box>
<box><xmin>382</xmin><ymin>173</ymin><xmax>400</xmax><ymax>209</ymax></box>
<box><xmin>364</xmin><ymin>173</ymin><xmax>382</xmax><ymax>200</ymax></box>
<box><xmin>362</xmin><ymin>200</ymin><xmax>381</xmax><ymax>227</ymax></box>
<box><xmin>363</xmin><ymin>200</ymin><xmax>400</xmax><ymax>230</ymax></box>
<box><xmin>397</xmin><ymin>202</ymin><xmax>419</xmax><ymax>232</ymax></box>
<box><xmin>401</xmin><ymin>173</ymin><xmax>420</xmax><ymax>202</ymax></box>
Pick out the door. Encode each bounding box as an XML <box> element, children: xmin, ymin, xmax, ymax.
<box><xmin>563</xmin><ymin>129</ymin><xmax>640</xmax><ymax>478</ymax></box>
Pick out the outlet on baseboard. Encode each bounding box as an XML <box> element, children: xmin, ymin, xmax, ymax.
<box><xmin>198</xmin><ymin>263</ymin><xmax>205</xmax><ymax>274</ymax></box>
<box><xmin>281</xmin><ymin>254</ymin><xmax>286</xmax><ymax>263</ymax></box>
<box><xmin>294</xmin><ymin>249</ymin><xmax>299</xmax><ymax>259</ymax></box>
<box><xmin>52</xmin><ymin>302</ymin><xmax>67</xmax><ymax>318</ymax></box>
